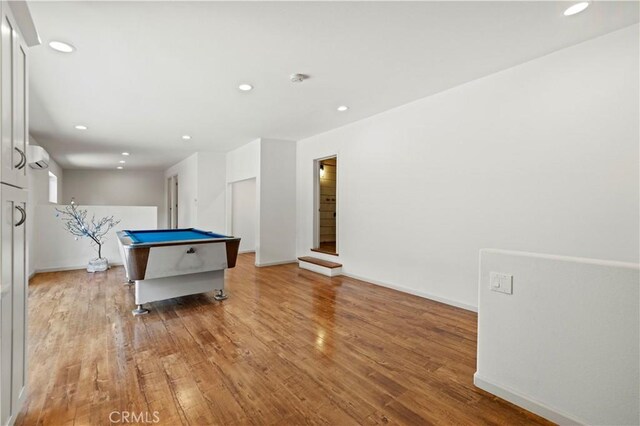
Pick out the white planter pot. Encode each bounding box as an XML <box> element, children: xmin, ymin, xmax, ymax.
<box><xmin>87</xmin><ymin>257</ymin><xmax>108</xmax><ymax>273</ymax></box>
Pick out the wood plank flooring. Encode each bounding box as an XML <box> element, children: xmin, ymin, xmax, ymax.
<box><xmin>15</xmin><ymin>253</ymin><xmax>551</xmax><ymax>425</ymax></box>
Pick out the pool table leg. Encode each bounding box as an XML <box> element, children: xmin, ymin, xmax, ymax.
<box><xmin>132</xmin><ymin>304</ymin><xmax>149</xmax><ymax>316</ymax></box>
<box><xmin>214</xmin><ymin>289</ymin><xmax>228</xmax><ymax>301</ymax></box>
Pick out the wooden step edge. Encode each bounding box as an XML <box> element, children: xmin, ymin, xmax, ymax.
<box><xmin>297</xmin><ymin>256</ymin><xmax>342</xmax><ymax>269</ymax></box>
<box><xmin>310</xmin><ymin>247</ymin><xmax>339</xmax><ymax>257</ymax></box>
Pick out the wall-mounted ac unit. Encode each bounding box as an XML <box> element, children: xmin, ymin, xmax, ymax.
<box><xmin>28</xmin><ymin>145</ymin><xmax>49</xmax><ymax>169</ymax></box>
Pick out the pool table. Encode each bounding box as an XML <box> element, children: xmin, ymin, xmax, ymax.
<box><xmin>117</xmin><ymin>228</ymin><xmax>241</xmax><ymax>315</ymax></box>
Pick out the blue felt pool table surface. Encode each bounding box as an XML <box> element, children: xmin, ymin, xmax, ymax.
<box><xmin>124</xmin><ymin>228</ymin><xmax>229</xmax><ymax>244</ymax></box>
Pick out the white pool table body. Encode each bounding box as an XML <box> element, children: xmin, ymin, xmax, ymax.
<box><xmin>135</xmin><ymin>270</ymin><xmax>225</xmax><ymax>305</ymax></box>
<box><xmin>116</xmin><ymin>229</ymin><xmax>240</xmax><ymax>315</ymax></box>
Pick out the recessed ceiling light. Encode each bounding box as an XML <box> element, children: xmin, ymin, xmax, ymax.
<box><xmin>337</xmin><ymin>105</ymin><xmax>349</xmax><ymax>112</ymax></box>
<box><xmin>122</xmin><ymin>152</ymin><xmax>130</xmax><ymax>156</ymax></box>
<box><xmin>74</xmin><ymin>125</ymin><xmax>87</xmax><ymax>130</ymax></box>
<box><xmin>119</xmin><ymin>160</ymin><xmax>126</xmax><ymax>164</ymax></box>
<box><xmin>564</xmin><ymin>2</ymin><xmax>589</xmax><ymax>16</ymax></box>
<box><xmin>49</xmin><ymin>41</ymin><xmax>75</xmax><ymax>53</ymax></box>
<box><xmin>238</xmin><ymin>83</ymin><xmax>253</xmax><ymax>91</ymax></box>
<box><xmin>117</xmin><ymin>166</ymin><xmax>123</xmax><ymax>170</ymax></box>
<box><xmin>182</xmin><ymin>135</ymin><xmax>191</xmax><ymax>140</ymax></box>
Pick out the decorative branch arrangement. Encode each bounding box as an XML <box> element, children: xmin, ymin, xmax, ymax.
<box><xmin>56</xmin><ymin>201</ymin><xmax>121</xmax><ymax>259</ymax></box>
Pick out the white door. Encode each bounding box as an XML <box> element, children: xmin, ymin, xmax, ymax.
<box><xmin>12</xmin><ymin>31</ymin><xmax>27</xmax><ymax>188</ymax></box>
<box><xmin>0</xmin><ymin>184</ymin><xmax>27</xmax><ymax>425</ymax></box>
<box><xmin>10</xmin><ymin>186</ymin><xmax>26</xmax><ymax>414</ymax></box>
<box><xmin>0</xmin><ymin>212</ymin><xmax>11</xmax><ymax>426</ymax></box>
<box><xmin>0</xmin><ymin>4</ymin><xmax>28</xmax><ymax>188</ymax></box>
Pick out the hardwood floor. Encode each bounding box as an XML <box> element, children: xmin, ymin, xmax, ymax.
<box><xmin>16</xmin><ymin>253</ymin><xmax>551</xmax><ymax>425</ymax></box>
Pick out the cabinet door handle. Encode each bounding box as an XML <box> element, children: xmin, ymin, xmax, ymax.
<box><xmin>14</xmin><ymin>147</ymin><xmax>26</xmax><ymax>169</ymax></box>
<box><xmin>19</xmin><ymin>148</ymin><xmax>26</xmax><ymax>169</ymax></box>
<box><xmin>15</xmin><ymin>205</ymin><xmax>26</xmax><ymax>227</ymax></box>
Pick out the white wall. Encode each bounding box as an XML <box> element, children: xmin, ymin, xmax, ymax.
<box><xmin>226</xmin><ymin>139</ymin><xmax>260</xmax><ymax>184</ymax></box>
<box><xmin>226</xmin><ymin>139</ymin><xmax>260</xmax><ymax>241</ymax></box>
<box><xmin>34</xmin><ymin>205</ymin><xmax>157</xmax><ymax>272</ymax></box>
<box><xmin>475</xmin><ymin>249</ymin><xmax>639</xmax><ymax>425</ymax></box>
<box><xmin>296</xmin><ymin>25</ymin><xmax>639</xmax><ymax>310</ymax></box>
<box><xmin>63</xmin><ymin>169</ymin><xmax>165</xmax><ymax>227</ymax></box>
<box><xmin>196</xmin><ymin>152</ymin><xmax>226</xmax><ymax>233</ymax></box>
<box><xmin>225</xmin><ymin>138</ymin><xmax>296</xmax><ymax>266</ymax></box>
<box><xmin>258</xmin><ymin>139</ymin><xmax>296</xmax><ymax>266</ymax></box>
<box><xmin>164</xmin><ymin>152</ymin><xmax>227</xmax><ymax>232</ymax></box>
<box><xmin>165</xmin><ymin>154</ymin><xmax>198</xmax><ymax>228</ymax></box>
<box><xmin>231</xmin><ymin>178</ymin><xmax>257</xmax><ymax>252</ymax></box>
<box><xmin>27</xmin><ymin>138</ymin><xmax>64</xmax><ymax>277</ymax></box>
<box><xmin>28</xmin><ymin>159</ymin><xmax>64</xmax><ymax>205</ymax></box>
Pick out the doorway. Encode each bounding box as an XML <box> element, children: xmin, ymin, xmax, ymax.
<box><xmin>313</xmin><ymin>156</ymin><xmax>338</xmax><ymax>255</ymax></box>
<box><xmin>231</xmin><ymin>178</ymin><xmax>257</xmax><ymax>253</ymax></box>
<box><xmin>167</xmin><ymin>175</ymin><xmax>178</xmax><ymax>228</ymax></box>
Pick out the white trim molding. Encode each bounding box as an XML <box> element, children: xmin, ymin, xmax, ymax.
<box><xmin>35</xmin><ymin>262</ymin><xmax>124</xmax><ymax>274</ymax></box>
<box><xmin>255</xmin><ymin>259</ymin><xmax>297</xmax><ymax>268</ymax></box>
<box><xmin>341</xmin><ymin>271</ymin><xmax>477</xmax><ymax>312</ymax></box>
<box><xmin>473</xmin><ymin>373</ymin><xmax>585</xmax><ymax>425</ymax></box>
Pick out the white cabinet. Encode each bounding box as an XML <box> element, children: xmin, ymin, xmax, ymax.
<box><xmin>0</xmin><ymin>2</ymin><xmax>27</xmax><ymax>189</ymax></box>
<box><xmin>0</xmin><ymin>2</ymin><xmax>30</xmax><ymax>425</ymax></box>
<box><xmin>0</xmin><ymin>185</ymin><xmax>26</xmax><ymax>426</ymax></box>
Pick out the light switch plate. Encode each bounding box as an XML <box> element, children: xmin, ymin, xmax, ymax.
<box><xmin>490</xmin><ymin>272</ymin><xmax>513</xmax><ymax>295</ymax></box>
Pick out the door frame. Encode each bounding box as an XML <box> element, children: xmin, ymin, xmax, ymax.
<box><xmin>313</xmin><ymin>154</ymin><xmax>338</xmax><ymax>255</ymax></box>
<box><xmin>229</xmin><ymin>177</ymin><xmax>257</xmax><ymax>253</ymax></box>
<box><xmin>167</xmin><ymin>175</ymin><xmax>178</xmax><ymax>228</ymax></box>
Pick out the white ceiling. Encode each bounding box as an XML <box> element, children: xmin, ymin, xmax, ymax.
<box><xmin>28</xmin><ymin>1</ymin><xmax>639</xmax><ymax>170</ymax></box>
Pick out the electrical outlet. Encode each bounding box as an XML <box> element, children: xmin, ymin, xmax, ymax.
<box><xmin>490</xmin><ymin>272</ymin><xmax>513</xmax><ymax>295</ymax></box>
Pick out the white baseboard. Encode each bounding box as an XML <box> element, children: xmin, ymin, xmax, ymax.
<box><xmin>255</xmin><ymin>259</ymin><xmax>297</xmax><ymax>267</ymax></box>
<box><xmin>238</xmin><ymin>250</ymin><xmax>256</xmax><ymax>254</ymax></box>
<box><xmin>298</xmin><ymin>260</ymin><xmax>342</xmax><ymax>277</ymax></box>
<box><xmin>341</xmin><ymin>271</ymin><xmax>477</xmax><ymax>312</ymax></box>
<box><xmin>35</xmin><ymin>262</ymin><xmax>124</xmax><ymax>274</ymax></box>
<box><xmin>473</xmin><ymin>373</ymin><xmax>584</xmax><ymax>425</ymax></box>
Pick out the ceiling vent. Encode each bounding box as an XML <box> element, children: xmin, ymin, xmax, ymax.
<box><xmin>28</xmin><ymin>145</ymin><xmax>50</xmax><ymax>169</ymax></box>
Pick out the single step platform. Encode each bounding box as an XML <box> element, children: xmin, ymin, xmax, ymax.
<box><xmin>298</xmin><ymin>256</ymin><xmax>342</xmax><ymax>277</ymax></box>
